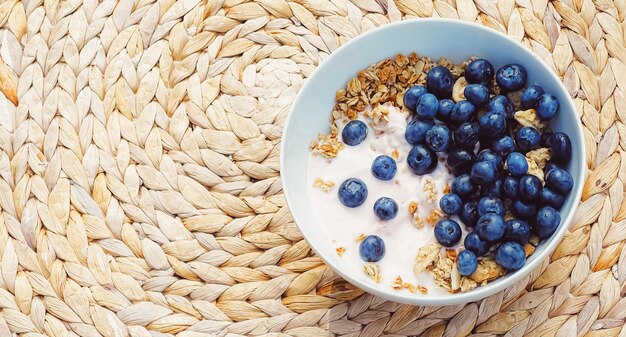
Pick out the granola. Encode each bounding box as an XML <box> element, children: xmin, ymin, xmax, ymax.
<box><xmin>355</xmin><ymin>234</ymin><xmax>366</xmax><ymax>242</ymax></box>
<box><xmin>423</xmin><ymin>179</ymin><xmax>438</xmax><ymax>203</ymax></box>
<box><xmin>392</xmin><ymin>276</ymin><xmax>427</xmax><ymax>294</ymax></box>
<box><xmin>514</xmin><ymin>109</ymin><xmax>547</xmax><ymax>130</ymax></box>
<box><xmin>428</xmin><ymin>254</ymin><xmax>455</xmax><ymax>290</ymax></box>
<box><xmin>310</xmin><ymin>129</ymin><xmax>344</xmax><ymax>159</ymax></box>
<box><xmin>460</xmin><ymin>277</ymin><xmax>478</xmax><ymax>292</ymax></box>
<box><xmin>425</xmin><ymin>208</ymin><xmax>445</xmax><ymax>225</ymax></box>
<box><xmin>526</xmin><ymin>148</ymin><xmax>551</xmax><ymax>169</ymax></box>
<box><xmin>469</xmin><ymin>258</ymin><xmax>506</xmax><ymax>283</ymax></box>
<box><xmin>313</xmin><ymin>178</ymin><xmax>335</xmax><ymax>192</ymax></box>
<box><xmin>452</xmin><ymin>76</ymin><xmax>468</xmax><ymax>102</ymax></box>
<box><xmin>364</xmin><ymin>263</ymin><xmax>381</xmax><ymax>283</ymax></box>
<box><xmin>414</xmin><ymin>243</ymin><xmax>441</xmax><ymax>275</ymax></box>
<box><xmin>526</xmin><ymin>155</ymin><xmax>545</xmax><ymax>183</ymax></box>
<box><xmin>364</xmin><ymin>105</ymin><xmax>390</xmax><ymax>128</ymax></box>
<box><xmin>524</xmin><ymin>243</ymin><xmax>535</xmax><ymax>257</ymax></box>
<box><xmin>336</xmin><ymin>247</ymin><xmax>346</xmax><ymax>256</ymax></box>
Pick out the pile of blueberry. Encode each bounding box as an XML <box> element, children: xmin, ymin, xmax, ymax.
<box><xmin>337</xmin><ymin>58</ymin><xmax>575</xmax><ymax>280</ymax></box>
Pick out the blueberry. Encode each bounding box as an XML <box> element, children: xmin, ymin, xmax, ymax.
<box><xmin>425</xmin><ymin>125</ymin><xmax>452</xmax><ymax>152</ymax></box>
<box><xmin>457</xmin><ymin>250</ymin><xmax>478</xmax><ymax>276</ymax></box>
<box><xmin>464</xmin><ymin>231</ymin><xmax>490</xmax><ymax>256</ymax></box>
<box><xmin>338</xmin><ymin>178</ymin><xmax>368</xmax><ymax>208</ymax></box>
<box><xmin>471</xmin><ymin>161</ymin><xmax>498</xmax><ymax>185</ymax></box>
<box><xmin>477</xmin><ymin>149</ymin><xmax>503</xmax><ymax>171</ymax></box>
<box><xmin>446</xmin><ymin>149</ymin><xmax>476</xmax><ymax>175</ymax></box>
<box><xmin>488</xmin><ymin>95</ymin><xmax>515</xmax><ymax>119</ymax></box>
<box><xmin>535</xmin><ymin>94</ymin><xmax>559</xmax><ymax>120</ymax></box>
<box><xmin>518</xmin><ymin>174</ymin><xmax>542</xmax><ymax>202</ymax></box>
<box><xmin>495</xmin><ymin>242</ymin><xmax>526</xmax><ymax>270</ymax></box>
<box><xmin>544</xmin><ymin>161</ymin><xmax>561</xmax><ymax>175</ymax></box>
<box><xmin>451</xmin><ymin>174</ymin><xmax>476</xmax><ymax>198</ymax></box>
<box><xmin>460</xmin><ymin>200</ymin><xmax>480</xmax><ymax>227</ymax></box>
<box><xmin>506</xmin><ymin>152</ymin><xmax>528</xmax><ymax>176</ymax></box>
<box><xmin>512</xmin><ymin>200</ymin><xmax>537</xmax><ymax>219</ymax></box>
<box><xmin>405</xmin><ymin>118</ymin><xmax>434</xmax><ymax>145</ymax></box>
<box><xmin>453</xmin><ymin>122</ymin><xmax>480</xmax><ymax>149</ymax></box>
<box><xmin>450</xmin><ymin>100</ymin><xmax>476</xmax><ymax>124</ymax></box>
<box><xmin>540</xmin><ymin>131</ymin><xmax>553</xmax><ymax>148</ymax></box>
<box><xmin>541</xmin><ymin>187</ymin><xmax>565</xmax><ymax>209</ymax></box>
<box><xmin>478</xmin><ymin>196</ymin><xmax>505</xmax><ymax>216</ymax></box>
<box><xmin>371</xmin><ymin>155</ymin><xmax>397</xmax><ymax>181</ymax></box>
<box><xmin>476</xmin><ymin>213</ymin><xmax>505</xmax><ymax>242</ymax></box>
<box><xmin>515</xmin><ymin>127</ymin><xmax>541</xmax><ymax>152</ymax></box>
<box><xmin>547</xmin><ymin>132</ymin><xmax>571</xmax><ymax>164</ymax></box>
<box><xmin>407</xmin><ymin>145</ymin><xmax>438</xmax><ymax>175</ymax></box>
<box><xmin>465</xmin><ymin>59</ymin><xmax>495</xmax><ymax>86</ymax></box>
<box><xmin>534</xmin><ymin>206</ymin><xmax>561</xmax><ymax>239</ymax></box>
<box><xmin>479</xmin><ymin>111</ymin><xmax>507</xmax><ymax>138</ymax></box>
<box><xmin>359</xmin><ymin>235</ymin><xmax>385</xmax><ymax>262</ymax></box>
<box><xmin>496</xmin><ymin>64</ymin><xmax>527</xmax><ymax>92</ymax></box>
<box><xmin>464</xmin><ymin>84</ymin><xmax>490</xmax><ymax>107</ymax></box>
<box><xmin>342</xmin><ymin>120</ymin><xmax>368</xmax><ymax>146</ymax></box>
<box><xmin>434</xmin><ymin>219</ymin><xmax>462</xmax><ymax>247</ymax></box>
<box><xmin>437</xmin><ymin>99</ymin><xmax>455</xmax><ymax>121</ymax></box>
<box><xmin>545</xmin><ymin>168</ymin><xmax>573</xmax><ymax>193</ymax></box>
<box><xmin>520</xmin><ymin>85</ymin><xmax>545</xmax><ymax>109</ymax></box>
<box><xmin>426</xmin><ymin>66</ymin><xmax>454</xmax><ymax>97</ymax></box>
<box><xmin>373</xmin><ymin>197</ymin><xmax>398</xmax><ymax>220</ymax></box>
<box><xmin>503</xmin><ymin>176</ymin><xmax>519</xmax><ymax>199</ymax></box>
<box><xmin>483</xmin><ymin>179</ymin><xmax>503</xmax><ymax>198</ymax></box>
<box><xmin>440</xmin><ymin>193</ymin><xmax>463</xmax><ymax>215</ymax></box>
<box><xmin>416</xmin><ymin>93</ymin><xmax>439</xmax><ymax>118</ymax></box>
<box><xmin>492</xmin><ymin>136</ymin><xmax>516</xmax><ymax>157</ymax></box>
<box><xmin>404</xmin><ymin>85</ymin><xmax>428</xmax><ymax>112</ymax></box>
<box><xmin>504</xmin><ymin>219</ymin><xmax>531</xmax><ymax>244</ymax></box>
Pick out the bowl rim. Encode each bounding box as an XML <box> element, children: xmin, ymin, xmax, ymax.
<box><xmin>279</xmin><ymin>18</ymin><xmax>585</xmax><ymax>306</ymax></box>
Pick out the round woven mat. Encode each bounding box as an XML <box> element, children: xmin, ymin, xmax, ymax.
<box><xmin>0</xmin><ymin>0</ymin><xmax>624</xmax><ymax>336</ymax></box>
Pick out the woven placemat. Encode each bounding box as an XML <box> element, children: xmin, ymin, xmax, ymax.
<box><xmin>0</xmin><ymin>0</ymin><xmax>623</xmax><ymax>336</ymax></box>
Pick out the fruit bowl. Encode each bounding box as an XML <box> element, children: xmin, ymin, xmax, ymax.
<box><xmin>280</xmin><ymin>19</ymin><xmax>585</xmax><ymax>305</ymax></box>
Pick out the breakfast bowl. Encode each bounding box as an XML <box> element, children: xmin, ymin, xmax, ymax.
<box><xmin>280</xmin><ymin>19</ymin><xmax>585</xmax><ymax>306</ymax></box>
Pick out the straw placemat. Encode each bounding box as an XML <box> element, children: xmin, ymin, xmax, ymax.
<box><xmin>0</xmin><ymin>0</ymin><xmax>623</xmax><ymax>336</ymax></box>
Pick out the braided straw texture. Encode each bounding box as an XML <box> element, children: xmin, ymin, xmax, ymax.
<box><xmin>0</xmin><ymin>0</ymin><xmax>625</xmax><ymax>336</ymax></box>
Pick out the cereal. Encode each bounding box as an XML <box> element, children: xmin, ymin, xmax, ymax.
<box><xmin>428</xmin><ymin>254</ymin><xmax>455</xmax><ymax>290</ymax></box>
<box><xmin>310</xmin><ymin>130</ymin><xmax>344</xmax><ymax>159</ymax></box>
<box><xmin>355</xmin><ymin>234</ymin><xmax>366</xmax><ymax>242</ymax></box>
<box><xmin>469</xmin><ymin>258</ymin><xmax>506</xmax><ymax>283</ymax></box>
<box><xmin>423</xmin><ymin>179</ymin><xmax>437</xmax><ymax>202</ymax></box>
<box><xmin>514</xmin><ymin>109</ymin><xmax>547</xmax><ymax>130</ymax></box>
<box><xmin>414</xmin><ymin>243</ymin><xmax>441</xmax><ymax>275</ymax></box>
<box><xmin>391</xmin><ymin>148</ymin><xmax>400</xmax><ymax>159</ymax></box>
<box><xmin>425</xmin><ymin>208</ymin><xmax>445</xmax><ymax>225</ymax></box>
<box><xmin>460</xmin><ymin>277</ymin><xmax>478</xmax><ymax>292</ymax></box>
<box><xmin>524</xmin><ymin>244</ymin><xmax>535</xmax><ymax>257</ymax></box>
<box><xmin>452</xmin><ymin>76</ymin><xmax>468</xmax><ymax>102</ymax></box>
<box><xmin>364</xmin><ymin>263</ymin><xmax>381</xmax><ymax>283</ymax></box>
<box><xmin>450</xmin><ymin>263</ymin><xmax>461</xmax><ymax>292</ymax></box>
<box><xmin>336</xmin><ymin>247</ymin><xmax>346</xmax><ymax>256</ymax></box>
<box><xmin>526</xmin><ymin>148</ymin><xmax>551</xmax><ymax>169</ymax></box>
<box><xmin>313</xmin><ymin>178</ymin><xmax>335</xmax><ymax>192</ymax></box>
<box><xmin>526</xmin><ymin>156</ymin><xmax>545</xmax><ymax>183</ymax></box>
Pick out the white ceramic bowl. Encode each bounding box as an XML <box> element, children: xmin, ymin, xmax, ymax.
<box><xmin>280</xmin><ymin>19</ymin><xmax>585</xmax><ymax>305</ymax></box>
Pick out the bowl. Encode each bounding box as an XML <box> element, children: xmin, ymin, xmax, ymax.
<box><xmin>280</xmin><ymin>19</ymin><xmax>585</xmax><ymax>305</ymax></box>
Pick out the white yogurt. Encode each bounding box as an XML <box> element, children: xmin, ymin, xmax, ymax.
<box><xmin>307</xmin><ymin>105</ymin><xmax>460</xmax><ymax>294</ymax></box>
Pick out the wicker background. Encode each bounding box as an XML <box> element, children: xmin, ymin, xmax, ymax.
<box><xmin>0</xmin><ymin>0</ymin><xmax>624</xmax><ymax>336</ymax></box>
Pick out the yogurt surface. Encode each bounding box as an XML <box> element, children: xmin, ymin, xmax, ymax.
<box><xmin>307</xmin><ymin>105</ymin><xmax>460</xmax><ymax>294</ymax></box>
